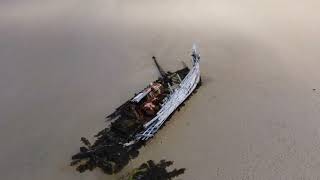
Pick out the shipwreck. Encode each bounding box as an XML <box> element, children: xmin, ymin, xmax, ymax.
<box><xmin>71</xmin><ymin>45</ymin><xmax>202</xmax><ymax>174</ymax></box>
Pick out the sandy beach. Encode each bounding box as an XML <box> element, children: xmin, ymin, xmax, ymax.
<box><xmin>1</xmin><ymin>0</ymin><xmax>320</xmax><ymax>179</ymax></box>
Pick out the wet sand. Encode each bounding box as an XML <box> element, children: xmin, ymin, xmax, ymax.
<box><xmin>1</xmin><ymin>0</ymin><xmax>320</xmax><ymax>179</ymax></box>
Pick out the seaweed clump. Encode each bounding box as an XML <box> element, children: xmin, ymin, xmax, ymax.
<box><xmin>124</xmin><ymin>160</ymin><xmax>185</xmax><ymax>180</ymax></box>
<box><xmin>70</xmin><ymin>102</ymin><xmax>144</xmax><ymax>174</ymax></box>
<box><xmin>70</xmin><ymin>124</ymin><xmax>143</xmax><ymax>174</ymax></box>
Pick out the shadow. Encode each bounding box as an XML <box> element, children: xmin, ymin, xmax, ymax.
<box><xmin>199</xmin><ymin>75</ymin><xmax>214</xmax><ymax>86</ymax></box>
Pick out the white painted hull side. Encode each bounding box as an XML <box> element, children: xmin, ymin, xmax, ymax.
<box><xmin>136</xmin><ymin>62</ymin><xmax>200</xmax><ymax>141</ymax></box>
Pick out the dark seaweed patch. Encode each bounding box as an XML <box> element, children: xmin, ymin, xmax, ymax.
<box><xmin>124</xmin><ymin>160</ymin><xmax>185</xmax><ymax>180</ymax></box>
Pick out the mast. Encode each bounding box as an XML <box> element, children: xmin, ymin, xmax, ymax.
<box><xmin>152</xmin><ymin>56</ymin><xmax>167</xmax><ymax>78</ymax></box>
